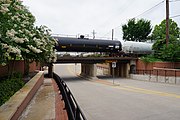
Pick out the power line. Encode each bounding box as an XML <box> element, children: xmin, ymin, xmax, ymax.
<box><xmin>170</xmin><ymin>14</ymin><xmax>180</xmax><ymax>18</ymax></box>
<box><xmin>103</xmin><ymin>1</ymin><xmax>165</xmax><ymax>37</ymax></box>
<box><xmin>102</xmin><ymin>0</ymin><xmax>179</xmax><ymax>38</ymax></box>
<box><xmin>133</xmin><ymin>0</ymin><xmax>164</xmax><ymax>18</ymax></box>
<box><xmin>169</xmin><ymin>0</ymin><xmax>180</xmax><ymax>2</ymax></box>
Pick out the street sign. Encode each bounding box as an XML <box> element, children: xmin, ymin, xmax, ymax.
<box><xmin>105</xmin><ymin>60</ymin><xmax>117</xmax><ymax>63</ymax></box>
<box><xmin>112</xmin><ymin>62</ymin><xmax>116</xmax><ymax>68</ymax></box>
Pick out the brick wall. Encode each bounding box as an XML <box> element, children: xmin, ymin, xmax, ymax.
<box><xmin>0</xmin><ymin>61</ymin><xmax>40</xmax><ymax>77</ymax></box>
<box><xmin>136</xmin><ymin>59</ymin><xmax>180</xmax><ymax>76</ymax></box>
<box><xmin>136</xmin><ymin>59</ymin><xmax>154</xmax><ymax>70</ymax></box>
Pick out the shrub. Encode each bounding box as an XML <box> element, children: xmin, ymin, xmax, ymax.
<box><xmin>0</xmin><ymin>73</ymin><xmax>24</xmax><ymax>106</ymax></box>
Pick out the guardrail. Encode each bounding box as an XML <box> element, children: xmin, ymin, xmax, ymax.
<box><xmin>135</xmin><ymin>69</ymin><xmax>180</xmax><ymax>77</ymax></box>
<box><xmin>53</xmin><ymin>73</ymin><xmax>87</xmax><ymax>120</ymax></box>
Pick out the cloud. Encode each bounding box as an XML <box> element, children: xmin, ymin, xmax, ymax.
<box><xmin>23</xmin><ymin>0</ymin><xmax>180</xmax><ymax>40</ymax></box>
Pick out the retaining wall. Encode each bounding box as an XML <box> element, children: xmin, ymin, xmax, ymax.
<box><xmin>0</xmin><ymin>60</ymin><xmax>40</xmax><ymax>77</ymax></box>
<box><xmin>0</xmin><ymin>71</ymin><xmax>44</xmax><ymax>120</ymax></box>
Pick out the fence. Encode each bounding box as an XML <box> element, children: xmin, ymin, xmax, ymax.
<box><xmin>131</xmin><ymin>68</ymin><xmax>180</xmax><ymax>84</ymax></box>
<box><xmin>53</xmin><ymin>73</ymin><xmax>87</xmax><ymax>120</ymax></box>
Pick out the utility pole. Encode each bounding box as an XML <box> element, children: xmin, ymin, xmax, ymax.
<box><xmin>92</xmin><ymin>30</ymin><xmax>96</xmax><ymax>39</ymax></box>
<box><xmin>166</xmin><ymin>0</ymin><xmax>169</xmax><ymax>47</ymax></box>
<box><xmin>112</xmin><ymin>29</ymin><xmax>114</xmax><ymax>40</ymax></box>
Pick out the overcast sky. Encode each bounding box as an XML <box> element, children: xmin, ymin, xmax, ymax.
<box><xmin>22</xmin><ymin>0</ymin><xmax>180</xmax><ymax>40</ymax></box>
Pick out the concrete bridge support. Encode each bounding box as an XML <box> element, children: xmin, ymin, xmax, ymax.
<box><xmin>130</xmin><ymin>60</ymin><xmax>136</xmax><ymax>74</ymax></box>
<box><xmin>110</xmin><ymin>62</ymin><xmax>130</xmax><ymax>78</ymax></box>
<box><xmin>81</xmin><ymin>63</ymin><xmax>97</xmax><ymax>79</ymax></box>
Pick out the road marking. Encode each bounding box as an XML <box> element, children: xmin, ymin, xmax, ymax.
<box><xmin>66</xmin><ymin>65</ymin><xmax>180</xmax><ymax>99</ymax></box>
<box><xmin>92</xmin><ymin>79</ymin><xmax>180</xmax><ymax>99</ymax></box>
<box><xmin>121</xmin><ymin>85</ymin><xmax>180</xmax><ymax>98</ymax></box>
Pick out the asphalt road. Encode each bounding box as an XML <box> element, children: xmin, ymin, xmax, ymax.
<box><xmin>54</xmin><ymin>64</ymin><xmax>180</xmax><ymax>120</ymax></box>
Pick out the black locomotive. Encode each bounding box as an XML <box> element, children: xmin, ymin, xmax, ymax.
<box><xmin>54</xmin><ymin>36</ymin><xmax>122</xmax><ymax>53</ymax></box>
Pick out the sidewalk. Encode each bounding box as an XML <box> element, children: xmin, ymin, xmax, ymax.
<box><xmin>19</xmin><ymin>78</ymin><xmax>68</xmax><ymax>120</ymax></box>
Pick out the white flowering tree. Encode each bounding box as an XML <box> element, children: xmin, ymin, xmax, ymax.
<box><xmin>0</xmin><ymin>0</ymin><xmax>57</xmax><ymax>76</ymax></box>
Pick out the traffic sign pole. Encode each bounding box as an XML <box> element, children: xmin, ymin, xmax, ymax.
<box><xmin>112</xmin><ymin>62</ymin><xmax>116</xmax><ymax>84</ymax></box>
<box><xmin>113</xmin><ymin>67</ymin><xmax>115</xmax><ymax>84</ymax></box>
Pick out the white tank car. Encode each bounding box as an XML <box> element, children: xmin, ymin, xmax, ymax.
<box><xmin>122</xmin><ymin>41</ymin><xmax>153</xmax><ymax>55</ymax></box>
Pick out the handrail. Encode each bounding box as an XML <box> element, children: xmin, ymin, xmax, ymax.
<box><xmin>135</xmin><ymin>69</ymin><xmax>180</xmax><ymax>77</ymax></box>
<box><xmin>53</xmin><ymin>73</ymin><xmax>87</xmax><ymax>120</ymax></box>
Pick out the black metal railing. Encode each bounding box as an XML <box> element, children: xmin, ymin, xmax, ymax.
<box><xmin>135</xmin><ymin>69</ymin><xmax>180</xmax><ymax>77</ymax></box>
<box><xmin>53</xmin><ymin>73</ymin><xmax>87</xmax><ymax>120</ymax></box>
<box><xmin>135</xmin><ymin>70</ymin><xmax>154</xmax><ymax>75</ymax></box>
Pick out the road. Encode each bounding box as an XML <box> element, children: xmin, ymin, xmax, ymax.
<box><xmin>54</xmin><ymin>64</ymin><xmax>180</xmax><ymax>120</ymax></box>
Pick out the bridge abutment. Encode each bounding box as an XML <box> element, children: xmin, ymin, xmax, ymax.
<box><xmin>80</xmin><ymin>62</ymin><xmax>132</xmax><ymax>79</ymax></box>
<box><xmin>110</xmin><ymin>62</ymin><xmax>130</xmax><ymax>78</ymax></box>
<box><xmin>80</xmin><ymin>63</ymin><xmax>97</xmax><ymax>79</ymax></box>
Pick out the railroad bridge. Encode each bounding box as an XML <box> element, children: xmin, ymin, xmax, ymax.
<box><xmin>48</xmin><ymin>36</ymin><xmax>139</xmax><ymax>78</ymax></box>
<box><xmin>49</xmin><ymin>56</ymin><xmax>137</xmax><ymax>78</ymax></box>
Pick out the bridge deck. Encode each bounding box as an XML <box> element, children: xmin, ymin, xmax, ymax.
<box><xmin>55</xmin><ymin>57</ymin><xmax>137</xmax><ymax>63</ymax></box>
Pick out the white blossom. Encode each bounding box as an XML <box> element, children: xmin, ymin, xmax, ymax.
<box><xmin>2</xmin><ymin>43</ymin><xmax>21</xmax><ymax>56</ymax></box>
<box><xmin>2</xmin><ymin>43</ymin><xmax>9</xmax><ymax>49</ymax></box>
<box><xmin>14</xmin><ymin>4</ymin><xmax>22</xmax><ymax>11</ymax></box>
<box><xmin>6</xmin><ymin>45</ymin><xmax>21</xmax><ymax>55</ymax></box>
<box><xmin>52</xmin><ymin>54</ymin><xmax>57</xmax><ymax>62</ymax></box>
<box><xmin>14</xmin><ymin>24</ymin><xmax>17</xmax><ymax>27</ymax></box>
<box><xmin>1</xmin><ymin>63</ymin><xmax>6</xmax><ymax>66</ymax></box>
<box><xmin>16</xmin><ymin>17</ymin><xmax>21</xmax><ymax>22</ymax></box>
<box><xmin>28</xmin><ymin>45</ymin><xmax>42</xmax><ymax>53</ymax></box>
<box><xmin>8</xmin><ymin>12</ymin><xmax>12</xmax><ymax>15</ymax></box>
<box><xmin>0</xmin><ymin>4</ymin><xmax>9</xmax><ymax>14</ymax></box>
<box><xmin>22</xmin><ymin>20</ymin><xmax>29</xmax><ymax>25</ymax></box>
<box><xmin>6</xmin><ymin>29</ymin><xmax>17</xmax><ymax>38</ymax></box>
<box><xmin>24</xmin><ymin>29</ymin><xmax>31</xmax><ymax>34</ymax></box>
<box><xmin>1</xmin><ymin>0</ymin><xmax>11</xmax><ymax>3</ymax></box>
<box><xmin>48</xmin><ymin>51</ymin><xmax>57</xmax><ymax>62</ymax></box>
<box><xmin>18</xmin><ymin>30</ymin><xmax>23</xmax><ymax>33</ymax></box>
<box><xmin>48</xmin><ymin>58</ymin><xmax>52</xmax><ymax>63</ymax></box>
<box><xmin>24</xmin><ymin>38</ymin><xmax>29</xmax><ymax>42</ymax></box>
<box><xmin>11</xmin><ymin>15</ymin><xmax>20</xmax><ymax>21</ymax></box>
<box><xmin>29</xmin><ymin>34</ymin><xmax>34</xmax><ymax>37</ymax></box>
<box><xmin>1</xmin><ymin>0</ymin><xmax>56</xmax><ymax>64</ymax></box>
<box><xmin>21</xmin><ymin>23</ymin><xmax>26</xmax><ymax>28</ymax></box>
<box><xmin>25</xmin><ymin>49</ymin><xmax>30</xmax><ymax>53</ymax></box>
<box><xmin>21</xmin><ymin>14</ymin><xmax>26</xmax><ymax>19</ymax></box>
<box><xmin>13</xmin><ymin>37</ymin><xmax>24</xmax><ymax>43</ymax></box>
<box><xmin>4</xmin><ymin>52</ymin><xmax>9</xmax><ymax>57</ymax></box>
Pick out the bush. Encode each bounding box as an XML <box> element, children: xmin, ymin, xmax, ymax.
<box><xmin>140</xmin><ymin>55</ymin><xmax>162</xmax><ymax>63</ymax></box>
<box><xmin>0</xmin><ymin>73</ymin><xmax>24</xmax><ymax>106</ymax></box>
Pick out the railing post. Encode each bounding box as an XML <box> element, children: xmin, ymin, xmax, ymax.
<box><xmin>175</xmin><ymin>70</ymin><xmax>177</xmax><ymax>84</ymax></box>
<box><xmin>149</xmin><ymin>70</ymin><xmax>152</xmax><ymax>81</ymax></box>
<box><xmin>48</xmin><ymin>63</ymin><xmax>53</xmax><ymax>78</ymax></box>
<box><xmin>75</xmin><ymin>108</ymin><xmax>81</xmax><ymax>120</ymax></box>
<box><xmin>156</xmin><ymin>70</ymin><xmax>158</xmax><ymax>82</ymax></box>
<box><xmin>165</xmin><ymin>70</ymin><xmax>167</xmax><ymax>83</ymax></box>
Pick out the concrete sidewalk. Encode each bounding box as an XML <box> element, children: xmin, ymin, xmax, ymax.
<box><xmin>18</xmin><ymin>78</ymin><xmax>68</xmax><ymax>120</ymax></box>
<box><xmin>18</xmin><ymin>78</ymin><xmax>55</xmax><ymax>120</ymax></box>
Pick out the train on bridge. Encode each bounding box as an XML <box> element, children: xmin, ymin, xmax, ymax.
<box><xmin>54</xmin><ymin>36</ymin><xmax>153</xmax><ymax>57</ymax></box>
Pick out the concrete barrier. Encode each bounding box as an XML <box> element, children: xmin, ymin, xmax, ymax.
<box><xmin>130</xmin><ymin>74</ymin><xmax>180</xmax><ymax>85</ymax></box>
<box><xmin>0</xmin><ymin>71</ymin><xmax>44</xmax><ymax>120</ymax></box>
